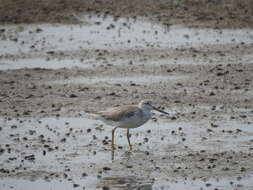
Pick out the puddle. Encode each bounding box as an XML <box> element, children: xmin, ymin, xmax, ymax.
<box><xmin>0</xmin><ymin>14</ymin><xmax>253</xmax><ymax>55</ymax></box>
<box><xmin>50</xmin><ymin>75</ymin><xmax>187</xmax><ymax>85</ymax></box>
<box><xmin>0</xmin><ymin>174</ymin><xmax>253</xmax><ymax>190</ymax></box>
<box><xmin>154</xmin><ymin>174</ymin><xmax>253</xmax><ymax>190</ymax></box>
<box><xmin>0</xmin><ymin>177</ymin><xmax>97</xmax><ymax>190</ymax></box>
<box><xmin>0</xmin><ymin>117</ymin><xmax>113</xmax><ymax>166</ymax></box>
<box><xmin>0</xmin><ymin>58</ymin><xmax>95</xmax><ymax>70</ymax></box>
<box><xmin>0</xmin><ymin>116</ymin><xmax>252</xmax><ymax>167</ymax></box>
<box><xmin>141</xmin><ymin>52</ymin><xmax>253</xmax><ymax>65</ymax></box>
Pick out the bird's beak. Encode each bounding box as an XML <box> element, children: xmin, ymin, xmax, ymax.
<box><xmin>152</xmin><ymin>106</ymin><xmax>170</xmax><ymax>115</ymax></box>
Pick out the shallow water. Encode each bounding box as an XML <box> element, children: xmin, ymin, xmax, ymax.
<box><xmin>0</xmin><ymin>177</ymin><xmax>98</xmax><ymax>190</ymax></box>
<box><xmin>1</xmin><ymin>14</ymin><xmax>252</xmax><ymax>70</ymax></box>
<box><xmin>0</xmin><ymin>114</ymin><xmax>252</xmax><ymax>189</ymax></box>
<box><xmin>0</xmin><ymin>115</ymin><xmax>252</xmax><ymax>164</ymax></box>
<box><xmin>2</xmin><ymin>174</ymin><xmax>252</xmax><ymax>190</ymax></box>
<box><xmin>0</xmin><ymin>58</ymin><xmax>95</xmax><ymax>70</ymax></box>
<box><xmin>154</xmin><ymin>175</ymin><xmax>253</xmax><ymax>190</ymax></box>
<box><xmin>51</xmin><ymin>74</ymin><xmax>187</xmax><ymax>85</ymax></box>
<box><xmin>0</xmin><ymin>172</ymin><xmax>252</xmax><ymax>190</ymax></box>
<box><xmin>1</xmin><ymin>14</ymin><xmax>253</xmax><ymax>55</ymax></box>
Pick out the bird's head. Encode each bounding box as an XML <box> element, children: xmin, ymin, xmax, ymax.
<box><xmin>138</xmin><ymin>100</ymin><xmax>153</xmax><ymax>110</ymax></box>
<box><xmin>138</xmin><ymin>100</ymin><xmax>169</xmax><ymax>115</ymax></box>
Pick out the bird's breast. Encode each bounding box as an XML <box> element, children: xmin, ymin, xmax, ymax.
<box><xmin>118</xmin><ymin>110</ymin><xmax>151</xmax><ymax>128</ymax></box>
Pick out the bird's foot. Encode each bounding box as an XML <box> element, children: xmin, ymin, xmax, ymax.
<box><xmin>111</xmin><ymin>145</ymin><xmax>116</xmax><ymax>150</ymax></box>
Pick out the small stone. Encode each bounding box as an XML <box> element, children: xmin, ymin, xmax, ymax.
<box><xmin>69</xmin><ymin>94</ymin><xmax>78</xmax><ymax>98</ymax></box>
<box><xmin>144</xmin><ymin>137</ymin><xmax>149</xmax><ymax>142</ymax></box>
<box><xmin>24</xmin><ymin>154</ymin><xmax>35</xmax><ymax>161</ymax></box>
<box><xmin>73</xmin><ymin>184</ymin><xmax>80</xmax><ymax>188</ymax></box>
<box><xmin>103</xmin><ymin>167</ymin><xmax>111</xmax><ymax>171</ymax></box>
<box><xmin>87</xmin><ymin>129</ymin><xmax>91</xmax><ymax>133</ymax></box>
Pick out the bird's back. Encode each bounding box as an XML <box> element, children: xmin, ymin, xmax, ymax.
<box><xmin>97</xmin><ymin>105</ymin><xmax>151</xmax><ymax>128</ymax></box>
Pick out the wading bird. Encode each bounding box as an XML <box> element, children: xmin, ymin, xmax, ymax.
<box><xmin>96</xmin><ymin>100</ymin><xmax>169</xmax><ymax>150</ymax></box>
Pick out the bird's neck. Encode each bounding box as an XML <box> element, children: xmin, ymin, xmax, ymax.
<box><xmin>140</xmin><ymin>106</ymin><xmax>152</xmax><ymax>114</ymax></box>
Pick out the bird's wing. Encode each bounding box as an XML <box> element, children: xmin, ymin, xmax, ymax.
<box><xmin>97</xmin><ymin>105</ymin><xmax>140</xmax><ymax>122</ymax></box>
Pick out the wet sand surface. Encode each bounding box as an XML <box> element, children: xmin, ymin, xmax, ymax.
<box><xmin>0</xmin><ymin>3</ymin><xmax>253</xmax><ymax>190</ymax></box>
<box><xmin>1</xmin><ymin>0</ymin><xmax>253</xmax><ymax>28</ymax></box>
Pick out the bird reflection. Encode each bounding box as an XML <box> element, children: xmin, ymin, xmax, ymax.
<box><xmin>111</xmin><ymin>148</ymin><xmax>133</xmax><ymax>161</ymax></box>
<box><xmin>99</xmin><ymin>176</ymin><xmax>154</xmax><ymax>190</ymax></box>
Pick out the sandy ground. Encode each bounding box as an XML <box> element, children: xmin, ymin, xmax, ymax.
<box><xmin>0</xmin><ymin>1</ymin><xmax>253</xmax><ymax>189</ymax></box>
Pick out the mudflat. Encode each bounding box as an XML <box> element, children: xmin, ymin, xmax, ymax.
<box><xmin>0</xmin><ymin>1</ymin><xmax>253</xmax><ymax>189</ymax></box>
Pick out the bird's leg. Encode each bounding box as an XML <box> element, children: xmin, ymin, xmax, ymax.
<box><xmin>111</xmin><ymin>148</ymin><xmax>115</xmax><ymax>161</ymax></box>
<box><xmin>127</xmin><ymin>128</ymin><xmax>132</xmax><ymax>150</ymax></box>
<box><xmin>112</xmin><ymin>127</ymin><xmax>118</xmax><ymax>150</ymax></box>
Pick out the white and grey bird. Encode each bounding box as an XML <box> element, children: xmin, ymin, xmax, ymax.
<box><xmin>95</xmin><ymin>100</ymin><xmax>169</xmax><ymax>150</ymax></box>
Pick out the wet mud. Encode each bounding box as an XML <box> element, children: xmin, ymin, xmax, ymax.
<box><xmin>1</xmin><ymin>0</ymin><xmax>253</xmax><ymax>28</ymax></box>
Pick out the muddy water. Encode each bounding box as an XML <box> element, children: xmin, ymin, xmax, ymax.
<box><xmin>1</xmin><ymin>175</ymin><xmax>253</xmax><ymax>190</ymax></box>
<box><xmin>0</xmin><ymin>58</ymin><xmax>95</xmax><ymax>70</ymax></box>
<box><xmin>1</xmin><ymin>15</ymin><xmax>253</xmax><ymax>55</ymax></box>
<box><xmin>51</xmin><ymin>75</ymin><xmax>188</xmax><ymax>85</ymax></box>
<box><xmin>0</xmin><ymin>114</ymin><xmax>252</xmax><ymax>189</ymax></box>
<box><xmin>1</xmin><ymin>14</ymin><xmax>253</xmax><ymax>70</ymax></box>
